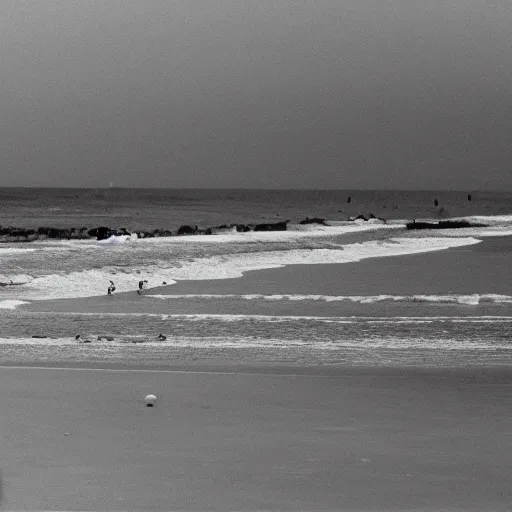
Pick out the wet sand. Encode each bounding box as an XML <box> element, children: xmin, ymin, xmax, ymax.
<box><xmin>1</xmin><ymin>366</ymin><xmax>511</xmax><ymax>511</ymax></box>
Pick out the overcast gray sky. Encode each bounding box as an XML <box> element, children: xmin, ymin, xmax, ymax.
<box><xmin>1</xmin><ymin>0</ymin><xmax>511</xmax><ymax>189</ymax></box>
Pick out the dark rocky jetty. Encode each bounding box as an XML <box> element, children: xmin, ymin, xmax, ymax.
<box><xmin>0</xmin><ymin>226</ymin><xmax>38</xmax><ymax>242</ymax></box>
<box><xmin>0</xmin><ymin>225</ymin><xmax>94</xmax><ymax>242</ymax></box>
<box><xmin>38</xmin><ymin>227</ymin><xmax>91</xmax><ymax>239</ymax></box>
<box><xmin>89</xmin><ymin>227</ymin><xmax>130</xmax><ymax>241</ymax></box>
<box><xmin>1</xmin><ymin>214</ymin><xmax>361</xmax><ymax>243</ymax></box>
<box><xmin>177</xmin><ymin>225</ymin><xmax>198</xmax><ymax>235</ymax></box>
<box><xmin>206</xmin><ymin>224</ymin><xmax>252</xmax><ymax>234</ymax></box>
<box><xmin>350</xmin><ymin>214</ymin><xmax>368</xmax><ymax>221</ymax></box>
<box><xmin>346</xmin><ymin>213</ymin><xmax>387</xmax><ymax>223</ymax></box>
<box><xmin>0</xmin><ymin>225</ymin><xmax>137</xmax><ymax>242</ymax></box>
<box><xmin>299</xmin><ymin>218</ymin><xmax>328</xmax><ymax>225</ymax></box>
<box><xmin>406</xmin><ymin>220</ymin><xmax>489</xmax><ymax>230</ymax></box>
<box><xmin>368</xmin><ymin>213</ymin><xmax>387</xmax><ymax>223</ymax></box>
<box><xmin>148</xmin><ymin>229</ymin><xmax>174</xmax><ymax>237</ymax></box>
<box><xmin>254</xmin><ymin>220</ymin><xmax>289</xmax><ymax>231</ymax></box>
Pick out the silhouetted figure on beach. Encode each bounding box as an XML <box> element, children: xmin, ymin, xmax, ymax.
<box><xmin>158</xmin><ymin>333</ymin><xmax>167</xmax><ymax>341</ymax></box>
<box><xmin>347</xmin><ymin>196</ymin><xmax>351</xmax><ymax>203</ymax></box>
<box><xmin>107</xmin><ymin>280</ymin><xmax>116</xmax><ymax>295</ymax></box>
<box><xmin>434</xmin><ymin>198</ymin><xmax>439</xmax><ymax>207</ymax></box>
<box><xmin>468</xmin><ymin>194</ymin><xmax>472</xmax><ymax>201</ymax></box>
<box><xmin>137</xmin><ymin>280</ymin><xmax>148</xmax><ymax>295</ymax></box>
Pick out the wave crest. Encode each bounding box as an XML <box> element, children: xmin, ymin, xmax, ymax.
<box><xmin>147</xmin><ymin>293</ymin><xmax>512</xmax><ymax>305</ymax></box>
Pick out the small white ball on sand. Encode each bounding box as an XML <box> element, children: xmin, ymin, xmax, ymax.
<box><xmin>145</xmin><ymin>394</ymin><xmax>156</xmax><ymax>407</ymax></box>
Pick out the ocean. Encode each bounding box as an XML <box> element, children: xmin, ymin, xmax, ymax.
<box><xmin>1</xmin><ymin>188</ymin><xmax>511</xmax><ymax>368</ymax></box>
<box><xmin>1</xmin><ymin>187</ymin><xmax>511</xmax><ymax>230</ymax></box>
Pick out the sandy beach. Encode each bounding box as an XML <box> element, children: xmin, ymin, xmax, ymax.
<box><xmin>2</xmin><ymin>234</ymin><xmax>511</xmax><ymax>510</ymax></box>
<box><xmin>2</xmin><ymin>365</ymin><xmax>512</xmax><ymax>511</ymax></box>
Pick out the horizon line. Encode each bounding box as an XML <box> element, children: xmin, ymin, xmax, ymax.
<box><xmin>0</xmin><ymin>186</ymin><xmax>509</xmax><ymax>193</ymax></box>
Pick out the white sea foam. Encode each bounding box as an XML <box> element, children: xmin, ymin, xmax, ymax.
<box><xmin>20</xmin><ymin>310</ymin><xmax>512</xmax><ymax>323</ymax></box>
<box><xmin>0</xmin><ymin>273</ymin><xmax>33</xmax><ymax>284</ymax></box>
<box><xmin>0</xmin><ymin>333</ymin><xmax>509</xmax><ymax>352</ymax></box>
<box><xmin>0</xmin><ymin>248</ymin><xmax>36</xmax><ymax>254</ymax></box>
<box><xmin>131</xmin><ymin>222</ymin><xmax>403</xmax><ymax>243</ymax></box>
<box><xmin>463</xmin><ymin>214</ymin><xmax>512</xmax><ymax>224</ymax></box>
<box><xmin>0</xmin><ymin>336</ymin><xmax>76</xmax><ymax>345</ymax></box>
<box><xmin>0</xmin><ymin>300</ymin><xmax>30</xmax><ymax>309</ymax></box>
<box><xmin>97</xmin><ymin>234</ymin><xmax>132</xmax><ymax>245</ymax></box>
<box><xmin>477</xmin><ymin>230</ymin><xmax>512</xmax><ymax>237</ymax></box>
<box><xmin>146</xmin><ymin>293</ymin><xmax>512</xmax><ymax>305</ymax></box>
<box><xmin>424</xmin><ymin>227</ymin><xmax>512</xmax><ymax>238</ymax></box>
<box><xmin>408</xmin><ymin>214</ymin><xmax>512</xmax><ymax>238</ymax></box>
<box><xmin>6</xmin><ymin>236</ymin><xmax>481</xmax><ymax>301</ymax></box>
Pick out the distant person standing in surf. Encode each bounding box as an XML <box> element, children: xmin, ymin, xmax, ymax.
<box><xmin>137</xmin><ymin>280</ymin><xmax>148</xmax><ymax>295</ymax></box>
<box><xmin>107</xmin><ymin>280</ymin><xmax>116</xmax><ymax>295</ymax></box>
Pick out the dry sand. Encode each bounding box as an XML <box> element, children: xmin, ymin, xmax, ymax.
<box><xmin>1</xmin><ymin>366</ymin><xmax>512</xmax><ymax>511</ymax></box>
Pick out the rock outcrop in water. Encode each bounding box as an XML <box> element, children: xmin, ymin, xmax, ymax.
<box><xmin>205</xmin><ymin>224</ymin><xmax>252</xmax><ymax>234</ymax></box>
<box><xmin>0</xmin><ymin>211</ymin><xmax>400</xmax><ymax>243</ymax></box>
<box><xmin>0</xmin><ymin>227</ymin><xmax>37</xmax><ymax>242</ymax></box>
<box><xmin>0</xmin><ymin>225</ymin><xmax>95</xmax><ymax>242</ymax></box>
<box><xmin>206</xmin><ymin>225</ymin><xmax>237</xmax><ymax>235</ymax></box>
<box><xmin>150</xmin><ymin>228</ymin><xmax>174</xmax><ymax>237</ymax></box>
<box><xmin>299</xmin><ymin>217</ymin><xmax>328</xmax><ymax>225</ymax></box>
<box><xmin>177</xmin><ymin>225</ymin><xmax>198</xmax><ymax>235</ymax></box>
<box><xmin>254</xmin><ymin>220</ymin><xmax>289</xmax><ymax>231</ymax></box>
<box><xmin>88</xmin><ymin>226</ymin><xmax>130</xmax><ymax>240</ymax></box>
<box><xmin>347</xmin><ymin>213</ymin><xmax>387</xmax><ymax>224</ymax></box>
<box><xmin>406</xmin><ymin>220</ymin><xmax>489</xmax><ymax>230</ymax></box>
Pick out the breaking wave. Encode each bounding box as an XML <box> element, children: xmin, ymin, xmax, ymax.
<box><xmin>0</xmin><ymin>236</ymin><xmax>481</xmax><ymax>301</ymax></box>
<box><xmin>0</xmin><ymin>300</ymin><xmax>30</xmax><ymax>309</ymax></box>
<box><xmin>147</xmin><ymin>293</ymin><xmax>512</xmax><ymax>305</ymax></box>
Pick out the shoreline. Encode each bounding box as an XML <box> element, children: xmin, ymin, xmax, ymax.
<box><xmin>1</xmin><ymin>360</ymin><xmax>512</xmax><ymax>375</ymax></box>
<box><xmin>1</xmin><ymin>322</ymin><xmax>511</xmax><ymax>370</ymax></box>
<box><xmin>21</xmin><ymin>235</ymin><xmax>512</xmax><ymax>316</ymax></box>
<box><xmin>2</xmin><ymin>235</ymin><xmax>511</xmax><ymax>371</ymax></box>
